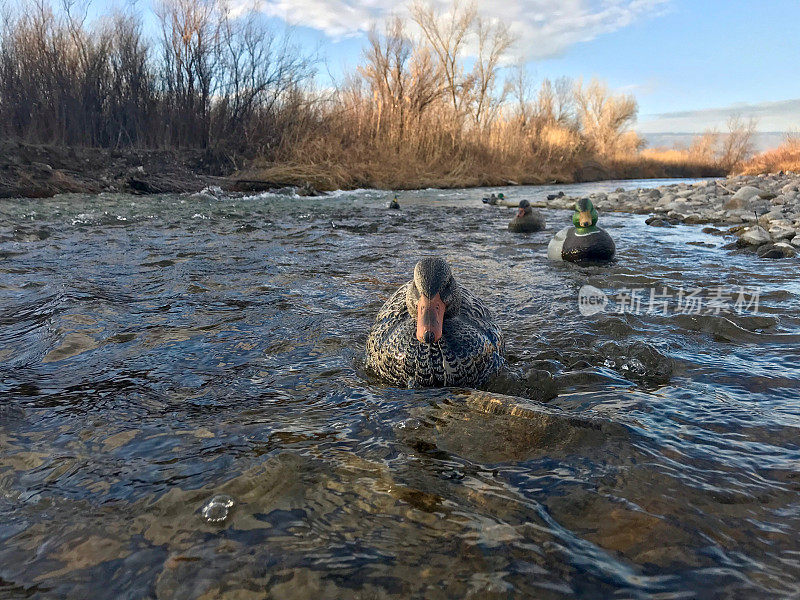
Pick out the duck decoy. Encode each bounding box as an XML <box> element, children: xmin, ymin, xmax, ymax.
<box><xmin>547</xmin><ymin>198</ymin><xmax>615</xmax><ymax>262</ymax></box>
<box><xmin>482</xmin><ymin>192</ymin><xmax>518</xmax><ymax>207</ymax></box>
<box><xmin>508</xmin><ymin>199</ymin><xmax>546</xmax><ymax>232</ymax></box>
<box><xmin>365</xmin><ymin>257</ymin><xmax>504</xmax><ymax>387</ymax></box>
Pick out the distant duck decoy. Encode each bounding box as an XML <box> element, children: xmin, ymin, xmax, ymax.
<box><xmin>547</xmin><ymin>198</ymin><xmax>615</xmax><ymax>262</ymax></box>
<box><xmin>482</xmin><ymin>192</ymin><xmax>518</xmax><ymax>207</ymax></box>
<box><xmin>508</xmin><ymin>199</ymin><xmax>546</xmax><ymax>232</ymax></box>
<box><xmin>365</xmin><ymin>257</ymin><xmax>504</xmax><ymax>387</ymax></box>
<box><xmin>388</xmin><ymin>195</ymin><xmax>400</xmax><ymax>209</ymax></box>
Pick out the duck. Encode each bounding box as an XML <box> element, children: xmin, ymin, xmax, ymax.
<box><xmin>547</xmin><ymin>197</ymin><xmax>615</xmax><ymax>262</ymax></box>
<box><xmin>508</xmin><ymin>199</ymin><xmax>546</xmax><ymax>232</ymax></box>
<box><xmin>482</xmin><ymin>192</ymin><xmax>516</xmax><ymax>207</ymax></box>
<box><xmin>388</xmin><ymin>195</ymin><xmax>400</xmax><ymax>209</ymax></box>
<box><xmin>365</xmin><ymin>257</ymin><xmax>504</xmax><ymax>387</ymax></box>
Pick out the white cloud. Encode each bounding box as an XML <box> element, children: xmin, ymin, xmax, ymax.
<box><xmin>243</xmin><ymin>0</ymin><xmax>670</xmax><ymax>59</ymax></box>
<box><xmin>639</xmin><ymin>98</ymin><xmax>800</xmax><ymax>133</ymax></box>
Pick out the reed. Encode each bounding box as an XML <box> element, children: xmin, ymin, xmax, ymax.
<box><xmin>739</xmin><ymin>134</ymin><xmax>800</xmax><ymax>175</ymax></box>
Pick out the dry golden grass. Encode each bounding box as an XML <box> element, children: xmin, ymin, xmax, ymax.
<box><xmin>739</xmin><ymin>136</ymin><xmax>800</xmax><ymax>175</ymax></box>
<box><xmin>612</xmin><ymin>148</ymin><xmax>725</xmax><ymax>178</ymax></box>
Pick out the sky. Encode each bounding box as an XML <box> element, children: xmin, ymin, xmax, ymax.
<box><xmin>87</xmin><ymin>0</ymin><xmax>800</xmax><ymax>137</ymax></box>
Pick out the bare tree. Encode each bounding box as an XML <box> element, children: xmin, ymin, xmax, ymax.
<box><xmin>359</xmin><ymin>16</ymin><xmax>412</xmax><ymax>141</ymax></box>
<box><xmin>720</xmin><ymin>114</ymin><xmax>757</xmax><ymax>170</ymax></box>
<box><xmin>509</xmin><ymin>62</ymin><xmax>532</xmax><ymax>125</ymax></box>
<box><xmin>688</xmin><ymin>128</ymin><xmax>720</xmax><ymax>164</ymax></box>
<box><xmin>410</xmin><ymin>0</ymin><xmax>475</xmax><ymax>116</ymax></box>
<box><xmin>155</xmin><ymin>0</ymin><xmax>218</xmax><ymax>147</ymax></box>
<box><xmin>469</xmin><ymin>15</ymin><xmax>514</xmax><ymax>128</ymax></box>
<box><xmin>574</xmin><ymin>78</ymin><xmax>639</xmax><ymax>157</ymax></box>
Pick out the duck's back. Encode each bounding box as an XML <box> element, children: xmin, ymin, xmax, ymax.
<box><xmin>562</xmin><ymin>227</ymin><xmax>615</xmax><ymax>261</ymax></box>
<box><xmin>548</xmin><ymin>226</ymin><xmax>615</xmax><ymax>262</ymax></box>
<box><xmin>508</xmin><ymin>213</ymin><xmax>546</xmax><ymax>232</ymax></box>
<box><xmin>366</xmin><ymin>284</ymin><xmax>504</xmax><ymax>387</ymax></box>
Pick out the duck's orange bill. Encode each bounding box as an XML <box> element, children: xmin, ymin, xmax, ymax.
<box><xmin>578</xmin><ymin>210</ymin><xmax>593</xmax><ymax>227</ymax></box>
<box><xmin>517</xmin><ymin>207</ymin><xmax>526</xmax><ymax>218</ymax></box>
<box><xmin>416</xmin><ymin>293</ymin><xmax>445</xmax><ymax>344</ymax></box>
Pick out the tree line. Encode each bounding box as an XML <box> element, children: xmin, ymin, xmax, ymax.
<box><xmin>0</xmin><ymin>0</ymin><xmax>748</xmax><ymax>186</ymax></box>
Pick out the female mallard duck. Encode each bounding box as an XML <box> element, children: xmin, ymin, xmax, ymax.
<box><xmin>365</xmin><ymin>257</ymin><xmax>504</xmax><ymax>387</ymax></box>
<box><xmin>508</xmin><ymin>199</ymin><xmax>546</xmax><ymax>232</ymax></box>
<box><xmin>548</xmin><ymin>198</ymin><xmax>615</xmax><ymax>262</ymax></box>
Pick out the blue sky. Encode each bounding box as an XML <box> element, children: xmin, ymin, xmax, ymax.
<box><xmin>87</xmin><ymin>0</ymin><xmax>800</xmax><ymax>134</ymax></box>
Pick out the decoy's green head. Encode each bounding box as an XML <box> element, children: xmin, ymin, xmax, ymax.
<box><xmin>497</xmin><ymin>193</ymin><xmax>505</xmax><ymax>200</ymax></box>
<box><xmin>573</xmin><ymin>198</ymin><xmax>598</xmax><ymax>229</ymax></box>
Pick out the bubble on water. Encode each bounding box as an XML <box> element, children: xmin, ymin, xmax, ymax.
<box><xmin>620</xmin><ymin>357</ymin><xmax>646</xmax><ymax>374</ymax></box>
<box><xmin>597</xmin><ymin>340</ymin><xmax>672</xmax><ymax>386</ymax></box>
<box><xmin>200</xmin><ymin>494</ymin><xmax>235</xmax><ymax>524</ymax></box>
<box><xmin>396</xmin><ymin>417</ymin><xmax>421</xmax><ymax>431</ymax></box>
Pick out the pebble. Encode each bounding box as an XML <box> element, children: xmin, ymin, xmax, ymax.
<box><xmin>739</xmin><ymin>226</ymin><xmax>771</xmax><ymax>246</ymax></box>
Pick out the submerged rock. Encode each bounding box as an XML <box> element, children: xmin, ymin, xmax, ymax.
<box><xmin>702</xmin><ymin>227</ymin><xmax>725</xmax><ymax>236</ymax></box>
<box><xmin>645</xmin><ymin>216</ymin><xmax>674</xmax><ymax>227</ymax></box>
<box><xmin>757</xmin><ymin>242</ymin><xmax>797</xmax><ymax>259</ymax></box>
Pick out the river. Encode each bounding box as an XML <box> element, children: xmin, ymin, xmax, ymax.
<box><xmin>1</xmin><ymin>179</ymin><xmax>799</xmax><ymax>598</ymax></box>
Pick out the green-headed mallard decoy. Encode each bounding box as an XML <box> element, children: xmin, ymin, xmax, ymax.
<box><xmin>547</xmin><ymin>198</ymin><xmax>615</xmax><ymax>262</ymax></box>
<box><xmin>365</xmin><ymin>257</ymin><xmax>504</xmax><ymax>387</ymax></box>
<box><xmin>388</xmin><ymin>195</ymin><xmax>400</xmax><ymax>209</ymax></box>
<box><xmin>508</xmin><ymin>199</ymin><xmax>546</xmax><ymax>232</ymax></box>
<box><xmin>483</xmin><ymin>192</ymin><xmax>515</xmax><ymax>206</ymax></box>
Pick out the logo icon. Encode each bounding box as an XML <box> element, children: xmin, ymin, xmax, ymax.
<box><xmin>578</xmin><ymin>285</ymin><xmax>608</xmax><ymax>316</ymax></box>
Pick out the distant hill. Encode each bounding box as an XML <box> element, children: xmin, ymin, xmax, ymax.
<box><xmin>641</xmin><ymin>132</ymin><xmax>789</xmax><ymax>154</ymax></box>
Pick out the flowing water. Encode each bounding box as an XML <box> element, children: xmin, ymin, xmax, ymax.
<box><xmin>1</xmin><ymin>179</ymin><xmax>799</xmax><ymax>599</ymax></box>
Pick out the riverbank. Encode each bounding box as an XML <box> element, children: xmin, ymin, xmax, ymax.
<box><xmin>0</xmin><ymin>142</ymin><xmax>728</xmax><ymax>199</ymax></box>
<box><xmin>534</xmin><ymin>172</ymin><xmax>800</xmax><ymax>257</ymax></box>
<box><xmin>0</xmin><ymin>143</ymin><xmax>329</xmax><ymax>199</ymax></box>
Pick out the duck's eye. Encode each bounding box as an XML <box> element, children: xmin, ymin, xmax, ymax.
<box><xmin>439</xmin><ymin>278</ymin><xmax>454</xmax><ymax>305</ymax></box>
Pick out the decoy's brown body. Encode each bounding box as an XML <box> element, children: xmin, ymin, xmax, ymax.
<box><xmin>365</xmin><ymin>257</ymin><xmax>504</xmax><ymax>387</ymax></box>
<box><xmin>508</xmin><ymin>199</ymin><xmax>546</xmax><ymax>232</ymax></box>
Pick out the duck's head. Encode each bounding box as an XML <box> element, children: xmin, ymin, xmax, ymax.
<box><xmin>573</xmin><ymin>198</ymin><xmax>598</xmax><ymax>230</ymax></box>
<box><xmin>406</xmin><ymin>257</ymin><xmax>462</xmax><ymax>345</ymax></box>
<box><xmin>516</xmin><ymin>199</ymin><xmax>532</xmax><ymax>218</ymax></box>
<box><xmin>498</xmin><ymin>193</ymin><xmax>505</xmax><ymax>200</ymax></box>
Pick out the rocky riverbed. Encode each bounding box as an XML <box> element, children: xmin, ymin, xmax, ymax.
<box><xmin>533</xmin><ymin>172</ymin><xmax>800</xmax><ymax>258</ymax></box>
